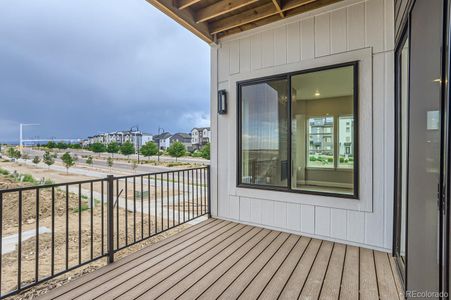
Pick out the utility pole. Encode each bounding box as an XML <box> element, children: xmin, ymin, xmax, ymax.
<box><xmin>157</xmin><ymin>127</ymin><xmax>164</xmax><ymax>163</ymax></box>
<box><xmin>19</xmin><ymin>123</ymin><xmax>39</xmax><ymax>153</ymax></box>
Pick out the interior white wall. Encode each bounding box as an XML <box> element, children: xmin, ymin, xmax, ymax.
<box><xmin>210</xmin><ymin>0</ymin><xmax>395</xmax><ymax>252</ymax></box>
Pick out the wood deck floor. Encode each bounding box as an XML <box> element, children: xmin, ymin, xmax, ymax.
<box><xmin>40</xmin><ymin>218</ymin><xmax>404</xmax><ymax>300</ymax></box>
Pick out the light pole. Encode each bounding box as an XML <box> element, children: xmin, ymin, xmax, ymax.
<box><xmin>20</xmin><ymin>123</ymin><xmax>40</xmax><ymax>153</ymax></box>
<box><xmin>157</xmin><ymin>127</ymin><xmax>164</xmax><ymax>163</ymax></box>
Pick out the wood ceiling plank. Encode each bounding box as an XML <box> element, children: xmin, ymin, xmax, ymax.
<box><xmin>209</xmin><ymin>2</ymin><xmax>277</xmax><ymax>34</ymax></box>
<box><xmin>177</xmin><ymin>0</ymin><xmax>203</xmax><ymax>9</ymax></box>
<box><xmin>216</xmin><ymin>0</ymin><xmax>342</xmax><ymax>37</ymax></box>
<box><xmin>195</xmin><ymin>0</ymin><xmax>260</xmax><ymax>23</ymax></box>
<box><xmin>209</xmin><ymin>0</ymin><xmax>316</xmax><ymax>34</ymax></box>
<box><xmin>145</xmin><ymin>0</ymin><xmax>213</xmax><ymax>43</ymax></box>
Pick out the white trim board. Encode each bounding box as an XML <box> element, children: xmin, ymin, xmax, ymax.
<box><xmin>228</xmin><ymin>48</ymin><xmax>373</xmax><ymax>212</ymax></box>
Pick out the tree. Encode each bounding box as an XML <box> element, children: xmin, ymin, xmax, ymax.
<box><xmin>167</xmin><ymin>141</ymin><xmax>186</xmax><ymax>161</ymax></box>
<box><xmin>61</xmin><ymin>152</ymin><xmax>75</xmax><ymax>174</ymax></box>
<box><xmin>107</xmin><ymin>157</ymin><xmax>113</xmax><ymax>169</ymax></box>
<box><xmin>140</xmin><ymin>141</ymin><xmax>158</xmax><ymax>158</ymax></box>
<box><xmin>43</xmin><ymin>151</ymin><xmax>55</xmax><ymax>169</ymax></box>
<box><xmin>107</xmin><ymin>142</ymin><xmax>120</xmax><ymax>157</ymax></box>
<box><xmin>46</xmin><ymin>141</ymin><xmax>56</xmax><ymax>149</ymax></box>
<box><xmin>56</xmin><ymin>142</ymin><xmax>68</xmax><ymax>149</ymax></box>
<box><xmin>69</xmin><ymin>143</ymin><xmax>81</xmax><ymax>149</ymax></box>
<box><xmin>7</xmin><ymin>147</ymin><xmax>20</xmax><ymax>159</ymax></box>
<box><xmin>200</xmin><ymin>143</ymin><xmax>210</xmax><ymax>160</ymax></box>
<box><xmin>86</xmin><ymin>156</ymin><xmax>93</xmax><ymax>166</ymax></box>
<box><xmin>120</xmin><ymin>141</ymin><xmax>135</xmax><ymax>157</ymax></box>
<box><xmin>32</xmin><ymin>156</ymin><xmax>41</xmax><ymax>166</ymax></box>
<box><xmin>90</xmin><ymin>143</ymin><xmax>106</xmax><ymax>155</ymax></box>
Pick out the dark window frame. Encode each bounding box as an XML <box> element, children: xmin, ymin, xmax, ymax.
<box><xmin>237</xmin><ymin>61</ymin><xmax>359</xmax><ymax>199</ymax></box>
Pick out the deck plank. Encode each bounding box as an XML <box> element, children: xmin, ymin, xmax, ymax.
<box><xmin>374</xmin><ymin>251</ymin><xmax>399</xmax><ymax>300</ymax></box>
<box><xmin>135</xmin><ymin>226</ymin><xmax>264</xmax><ymax>299</ymax></box>
<box><xmin>41</xmin><ymin>218</ymin><xmax>221</xmax><ymax>300</ymax></box>
<box><xmin>339</xmin><ymin>245</ymin><xmax>359</xmax><ymax>300</ymax></box>
<box><xmin>300</xmin><ymin>241</ymin><xmax>334</xmax><ymax>299</ymax></box>
<box><xmin>359</xmin><ymin>248</ymin><xmax>379</xmax><ymax>300</ymax></box>
<box><xmin>197</xmin><ymin>231</ymin><xmax>282</xmax><ymax>300</ymax></box>
<box><xmin>259</xmin><ymin>237</ymin><xmax>310</xmax><ymax>300</ymax></box>
<box><xmin>158</xmin><ymin>228</ymin><xmax>271</xmax><ymax>299</ymax></box>
<box><xmin>217</xmin><ymin>232</ymin><xmax>290</xmax><ymax>299</ymax></box>
<box><xmin>179</xmin><ymin>230</ymin><xmax>279</xmax><ymax>300</ymax></box>
<box><xmin>37</xmin><ymin>219</ymin><xmax>402</xmax><ymax>300</ymax></box>
<box><xmin>278</xmin><ymin>239</ymin><xmax>322</xmax><ymax>299</ymax></box>
<box><xmin>77</xmin><ymin>221</ymin><xmax>243</xmax><ymax>299</ymax></box>
<box><xmin>319</xmin><ymin>243</ymin><xmax>346</xmax><ymax>300</ymax></box>
<box><xmin>101</xmin><ymin>224</ymin><xmax>250</xmax><ymax>300</ymax></box>
<box><xmin>237</xmin><ymin>235</ymin><xmax>300</xmax><ymax>299</ymax></box>
<box><xmin>389</xmin><ymin>256</ymin><xmax>404</xmax><ymax>300</ymax></box>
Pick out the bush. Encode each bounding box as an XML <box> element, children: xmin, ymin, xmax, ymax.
<box><xmin>192</xmin><ymin>150</ymin><xmax>202</xmax><ymax>158</ymax></box>
<box><xmin>32</xmin><ymin>156</ymin><xmax>41</xmax><ymax>165</ymax></box>
<box><xmin>309</xmin><ymin>156</ymin><xmax>317</xmax><ymax>162</ymax></box>
<box><xmin>200</xmin><ymin>143</ymin><xmax>210</xmax><ymax>160</ymax></box>
<box><xmin>327</xmin><ymin>157</ymin><xmax>333</xmax><ymax>162</ymax></box>
<box><xmin>0</xmin><ymin>168</ymin><xmax>10</xmax><ymax>176</ymax></box>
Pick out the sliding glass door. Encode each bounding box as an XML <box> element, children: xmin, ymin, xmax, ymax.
<box><xmin>394</xmin><ymin>32</ymin><xmax>409</xmax><ymax>281</ymax></box>
<box><xmin>394</xmin><ymin>0</ymin><xmax>445</xmax><ymax>295</ymax></box>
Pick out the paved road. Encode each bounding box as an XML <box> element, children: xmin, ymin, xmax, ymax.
<box><xmin>22</xmin><ymin>148</ymin><xmax>199</xmax><ymax>174</ymax></box>
<box><xmin>25</xmin><ymin>148</ymin><xmax>209</xmax><ymax>165</ymax></box>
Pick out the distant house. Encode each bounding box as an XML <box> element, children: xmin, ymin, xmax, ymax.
<box><xmin>170</xmin><ymin>133</ymin><xmax>192</xmax><ymax>151</ymax></box>
<box><xmin>191</xmin><ymin>127</ymin><xmax>210</xmax><ymax>150</ymax></box>
<box><xmin>153</xmin><ymin>132</ymin><xmax>172</xmax><ymax>150</ymax></box>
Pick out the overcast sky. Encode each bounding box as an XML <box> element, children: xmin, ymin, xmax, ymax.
<box><xmin>0</xmin><ymin>0</ymin><xmax>210</xmax><ymax>142</ymax></box>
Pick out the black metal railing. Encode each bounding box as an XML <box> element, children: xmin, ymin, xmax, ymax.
<box><xmin>0</xmin><ymin>166</ymin><xmax>210</xmax><ymax>298</ymax></box>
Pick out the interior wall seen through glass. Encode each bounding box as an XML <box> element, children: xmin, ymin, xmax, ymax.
<box><xmin>291</xmin><ymin>65</ymin><xmax>356</xmax><ymax>195</ymax></box>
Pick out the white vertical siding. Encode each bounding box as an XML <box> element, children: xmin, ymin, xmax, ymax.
<box><xmin>213</xmin><ymin>0</ymin><xmax>395</xmax><ymax>251</ymax></box>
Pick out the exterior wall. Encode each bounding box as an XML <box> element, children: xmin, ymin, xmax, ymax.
<box><xmin>210</xmin><ymin>0</ymin><xmax>395</xmax><ymax>251</ymax></box>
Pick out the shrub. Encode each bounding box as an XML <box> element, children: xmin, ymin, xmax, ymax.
<box><xmin>32</xmin><ymin>156</ymin><xmax>41</xmax><ymax>165</ymax></box>
<box><xmin>200</xmin><ymin>143</ymin><xmax>210</xmax><ymax>160</ymax></box>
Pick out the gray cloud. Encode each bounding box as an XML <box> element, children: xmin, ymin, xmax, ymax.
<box><xmin>0</xmin><ymin>0</ymin><xmax>210</xmax><ymax>142</ymax></box>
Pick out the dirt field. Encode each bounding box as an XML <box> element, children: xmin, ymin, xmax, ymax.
<box><xmin>0</xmin><ymin>172</ymin><xmax>198</xmax><ymax>299</ymax></box>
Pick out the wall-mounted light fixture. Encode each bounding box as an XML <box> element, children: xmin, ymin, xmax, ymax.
<box><xmin>218</xmin><ymin>89</ymin><xmax>227</xmax><ymax>115</ymax></box>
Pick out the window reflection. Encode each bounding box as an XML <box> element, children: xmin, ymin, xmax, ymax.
<box><xmin>241</xmin><ymin>79</ymin><xmax>288</xmax><ymax>187</ymax></box>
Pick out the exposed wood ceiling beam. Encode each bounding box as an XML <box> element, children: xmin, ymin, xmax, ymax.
<box><xmin>217</xmin><ymin>0</ymin><xmax>342</xmax><ymax>37</ymax></box>
<box><xmin>195</xmin><ymin>0</ymin><xmax>259</xmax><ymax>23</ymax></box>
<box><xmin>272</xmin><ymin>0</ymin><xmax>285</xmax><ymax>18</ymax></box>
<box><xmin>145</xmin><ymin>0</ymin><xmax>213</xmax><ymax>43</ymax></box>
<box><xmin>284</xmin><ymin>0</ymin><xmax>343</xmax><ymax>16</ymax></box>
<box><xmin>210</xmin><ymin>0</ymin><xmax>343</xmax><ymax>35</ymax></box>
<box><xmin>177</xmin><ymin>0</ymin><xmax>202</xmax><ymax>9</ymax></box>
<box><xmin>209</xmin><ymin>0</ymin><xmax>316</xmax><ymax>34</ymax></box>
<box><xmin>209</xmin><ymin>2</ymin><xmax>276</xmax><ymax>34</ymax></box>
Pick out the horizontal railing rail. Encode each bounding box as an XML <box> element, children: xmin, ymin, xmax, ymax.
<box><xmin>0</xmin><ymin>166</ymin><xmax>210</xmax><ymax>298</ymax></box>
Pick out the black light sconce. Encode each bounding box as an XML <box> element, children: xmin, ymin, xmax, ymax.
<box><xmin>218</xmin><ymin>89</ymin><xmax>227</xmax><ymax>115</ymax></box>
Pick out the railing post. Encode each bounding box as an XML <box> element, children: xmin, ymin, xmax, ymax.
<box><xmin>107</xmin><ymin>175</ymin><xmax>114</xmax><ymax>264</ymax></box>
<box><xmin>207</xmin><ymin>166</ymin><xmax>211</xmax><ymax>218</ymax></box>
